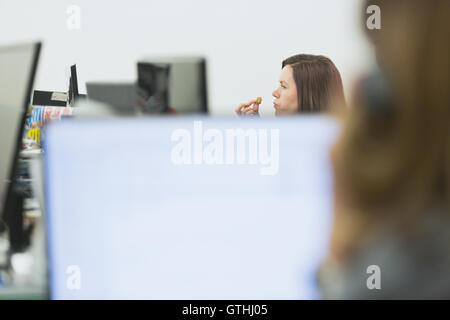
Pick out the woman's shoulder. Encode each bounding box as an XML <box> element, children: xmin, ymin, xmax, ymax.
<box><xmin>319</xmin><ymin>208</ymin><xmax>450</xmax><ymax>299</ymax></box>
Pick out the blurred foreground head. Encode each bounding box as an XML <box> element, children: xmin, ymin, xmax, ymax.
<box><xmin>323</xmin><ymin>0</ymin><xmax>450</xmax><ymax>298</ymax></box>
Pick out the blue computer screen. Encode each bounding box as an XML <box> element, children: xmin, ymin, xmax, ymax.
<box><xmin>44</xmin><ymin>115</ymin><xmax>339</xmax><ymax>299</ymax></box>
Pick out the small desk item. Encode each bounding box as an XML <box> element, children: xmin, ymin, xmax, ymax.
<box><xmin>32</xmin><ymin>90</ymin><xmax>67</xmax><ymax>107</ymax></box>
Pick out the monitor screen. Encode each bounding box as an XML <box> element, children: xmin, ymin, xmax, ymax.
<box><xmin>86</xmin><ymin>82</ymin><xmax>137</xmax><ymax>115</ymax></box>
<box><xmin>0</xmin><ymin>42</ymin><xmax>40</xmax><ymax>213</ymax></box>
<box><xmin>137</xmin><ymin>62</ymin><xmax>170</xmax><ymax>114</ymax></box>
<box><xmin>44</xmin><ymin>116</ymin><xmax>339</xmax><ymax>299</ymax></box>
<box><xmin>138</xmin><ymin>57</ymin><xmax>208</xmax><ymax>114</ymax></box>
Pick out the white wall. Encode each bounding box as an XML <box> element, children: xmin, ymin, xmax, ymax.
<box><xmin>0</xmin><ymin>0</ymin><xmax>374</xmax><ymax>115</ymax></box>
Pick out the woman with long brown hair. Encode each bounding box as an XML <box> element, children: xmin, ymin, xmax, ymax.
<box><xmin>235</xmin><ymin>54</ymin><xmax>346</xmax><ymax>116</ymax></box>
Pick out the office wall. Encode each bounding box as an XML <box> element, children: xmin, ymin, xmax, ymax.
<box><xmin>0</xmin><ymin>0</ymin><xmax>374</xmax><ymax>115</ymax></box>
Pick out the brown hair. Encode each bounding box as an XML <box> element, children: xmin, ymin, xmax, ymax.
<box><xmin>282</xmin><ymin>54</ymin><xmax>346</xmax><ymax>113</ymax></box>
<box><xmin>330</xmin><ymin>0</ymin><xmax>450</xmax><ymax>259</ymax></box>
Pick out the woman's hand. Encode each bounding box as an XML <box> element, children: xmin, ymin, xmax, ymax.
<box><xmin>235</xmin><ymin>99</ymin><xmax>260</xmax><ymax>116</ymax></box>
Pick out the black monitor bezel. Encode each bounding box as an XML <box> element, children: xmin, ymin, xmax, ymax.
<box><xmin>1</xmin><ymin>42</ymin><xmax>42</xmax><ymax>252</ymax></box>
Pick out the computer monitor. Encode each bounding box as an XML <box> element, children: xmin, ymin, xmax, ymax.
<box><xmin>68</xmin><ymin>64</ymin><xmax>79</xmax><ymax>105</ymax></box>
<box><xmin>138</xmin><ymin>57</ymin><xmax>208</xmax><ymax>114</ymax></box>
<box><xmin>0</xmin><ymin>42</ymin><xmax>41</xmax><ymax>223</ymax></box>
<box><xmin>137</xmin><ymin>62</ymin><xmax>170</xmax><ymax>114</ymax></box>
<box><xmin>86</xmin><ymin>82</ymin><xmax>137</xmax><ymax>115</ymax></box>
<box><xmin>44</xmin><ymin>116</ymin><xmax>339</xmax><ymax>299</ymax></box>
<box><xmin>32</xmin><ymin>64</ymin><xmax>82</xmax><ymax>108</ymax></box>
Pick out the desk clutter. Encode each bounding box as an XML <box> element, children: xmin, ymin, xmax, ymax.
<box><xmin>26</xmin><ymin>106</ymin><xmax>73</xmax><ymax>144</ymax></box>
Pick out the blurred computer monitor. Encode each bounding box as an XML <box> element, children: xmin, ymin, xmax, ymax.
<box><xmin>86</xmin><ymin>82</ymin><xmax>137</xmax><ymax>115</ymax></box>
<box><xmin>68</xmin><ymin>64</ymin><xmax>80</xmax><ymax>105</ymax></box>
<box><xmin>138</xmin><ymin>56</ymin><xmax>208</xmax><ymax>114</ymax></box>
<box><xmin>0</xmin><ymin>42</ymin><xmax>41</xmax><ymax>247</ymax></box>
<box><xmin>32</xmin><ymin>64</ymin><xmax>83</xmax><ymax>108</ymax></box>
<box><xmin>137</xmin><ymin>62</ymin><xmax>170</xmax><ymax>114</ymax></box>
<box><xmin>44</xmin><ymin>116</ymin><xmax>339</xmax><ymax>299</ymax></box>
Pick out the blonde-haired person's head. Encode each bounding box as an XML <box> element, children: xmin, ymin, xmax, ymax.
<box><xmin>326</xmin><ymin>0</ymin><xmax>450</xmax><ymax>291</ymax></box>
